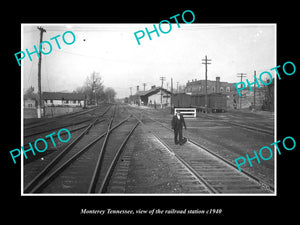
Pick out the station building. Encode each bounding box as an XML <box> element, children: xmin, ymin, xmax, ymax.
<box><xmin>129</xmin><ymin>85</ymin><xmax>171</xmax><ymax>108</ymax></box>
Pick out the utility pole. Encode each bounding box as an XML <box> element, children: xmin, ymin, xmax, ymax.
<box><xmin>143</xmin><ymin>83</ymin><xmax>146</xmax><ymax>91</ymax></box>
<box><xmin>237</xmin><ymin>73</ymin><xmax>247</xmax><ymax>109</ymax></box>
<box><xmin>202</xmin><ymin>55</ymin><xmax>212</xmax><ymax>113</ymax></box>
<box><xmin>176</xmin><ymin>82</ymin><xmax>179</xmax><ymax>93</ymax></box>
<box><xmin>160</xmin><ymin>76</ymin><xmax>166</xmax><ymax>108</ymax></box>
<box><xmin>171</xmin><ymin>78</ymin><xmax>173</xmax><ymax>114</ymax></box>
<box><xmin>253</xmin><ymin>70</ymin><xmax>256</xmax><ymax>110</ymax></box>
<box><xmin>160</xmin><ymin>76</ymin><xmax>166</xmax><ymax>88</ymax></box>
<box><xmin>166</xmin><ymin>82</ymin><xmax>169</xmax><ymax>106</ymax></box>
<box><xmin>37</xmin><ymin>26</ymin><xmax>46</xmax><ymax>118</ymax></box>
<box><xmin>129</xmin><ymin>87</ymin><xmax>132</xmax><ymax>104</ymax></box>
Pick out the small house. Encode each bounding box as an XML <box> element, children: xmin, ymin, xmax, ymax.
<box><xmin>24</xmin><ymin>93</ymin><xmax>38</xmax><ymax>108</ymax></box>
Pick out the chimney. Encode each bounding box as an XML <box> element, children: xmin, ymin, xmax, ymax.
<box><xmin>216</xmin><ymin>77</ymin><xmax>220</xmax><ymax>93</ymax></box>
<box><xmin>136</xmin><ymin>85</ymin><xmax>139</xmax><ymax>92</ymax></box>
<box><xmin>151</xmin><ymin>85</ymin><xmax>156</xmax><ymax>89</ymax></box>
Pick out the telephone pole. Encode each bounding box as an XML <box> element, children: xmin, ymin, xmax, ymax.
<box><xmin>129</xmin><ymin>87</ymin><xmax>132</xmax><ymax>104</ymax></box>
<box><xmin>171</xmin><ymin>78</ymin><xmax>173</xmax><ymax>114</ymax></box>
<box><xmin>160</xmin><ymin>76</ymin><xmax>166</xmax><ymax>108</ymax></box>
<box><xmin>37</xmin><ymin>26</ymin><xmax>46</xmax><ymax>118</ymax></box>
<box><xmin>237</xmin><ymin>73</ymin><xmax>247</xmax><ymax>109</ymax></box>
<box><xmin>253</xmin><ymin>71</ymin><xmax>256</xmax><ymax>110</ymax></box>
<box><xmin>143</xmin><ymin>83</ymin><xmax>146</xmax><ymax>91</ymax></box>
<box><xmin>202</xmin><ymin>55</ymin><xmax>212</xmax><ymax>113</ymax></box>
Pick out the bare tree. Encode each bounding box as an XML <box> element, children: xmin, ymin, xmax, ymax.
<box><xmin>24</xmin><ymin>86</ymin><xmax>35</xmax><ymax>95</ymax></box>
<box><xmin>76</xmin><ymin>71</ymin><xmax>104</xmax><ymax>105</ymax></box>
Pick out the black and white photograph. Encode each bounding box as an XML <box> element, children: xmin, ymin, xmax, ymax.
<box><xmin>21</xmin><ymin>23</ymin><xmax>276</xmax><ymax>195</ymax></box>
<box><xmin>4</xmin><ymin>5</ymin><xmax>298</xmax><ymax>220</ymax></box>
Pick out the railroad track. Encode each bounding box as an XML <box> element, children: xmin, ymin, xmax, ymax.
<box><xmin>196</xmin><ymin>112</ymin><xmax>274</xmax><ymax>136</ymax></box>
<box><xmin>23</xmin><ymin>105</ymin><xmax>113</xmax><ymax>164</ymax></box>
<box><xmin>24</xmin><ymin>105</ymin><xmax>139</xmax><ymax>194</ymax></box>
<box><xmin>24</xmin><ymin>105</ymin><xmax>112</xmax><ymax>139</ymax></box>
<box><xmin>128</xmin><ymin>107</ymin><xmax>273</xmax><ymax>194</ymax></box>
<box><xmin>24</xmin><ymin>104</ymin><xmax>112</xmax><ymax>135</ymax></box>
<box><xmin>135</xmin><ymin>107</ymin><xmax>273</xmax><ymax>136</ymax></box>
<box><xmin>24</xmin><ymin>105</ymin><xmax>104</xmax><ymax>130</ymax></box>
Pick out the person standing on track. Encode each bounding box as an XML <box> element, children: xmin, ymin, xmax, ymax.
<box><xmin>171</xmin><ymin>111</ymin><xmax>187</xmax><ymax>145</ymax></box>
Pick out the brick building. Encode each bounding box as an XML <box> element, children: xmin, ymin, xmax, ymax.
<box><xmin>185</xmin><ymin>76</ymin><xmax>236</xmax><ymax>94</ymax></box>
<box><xmin>184</xmin><ymin>76</ymin><xmax>274</xmax><ymax>111</ymax></box>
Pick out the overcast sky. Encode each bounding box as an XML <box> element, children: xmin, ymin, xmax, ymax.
<box><xmin>22</xmin><ymin>24</ymin><xmax>276</xmax><ymax>98</ymax></box>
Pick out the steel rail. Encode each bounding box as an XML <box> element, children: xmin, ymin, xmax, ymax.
<box><xmin>130</xmin><ymin>111</ymin><xmax>218</xmax><ymax>194</ymax></box>
<box><xmin>24</xmin><ymin>118</ymin><xmax>100</xmax><ymax>193</ymax></box>
<box><xmin>30</xmin><ymin>117</ymin><xmax>130</xmax><ymax>193</ymax></box>
<box><xmin>23</xmin><ymin>120</ymin><xmax>106</xmax><ymax>165</ymax></box>
<box><xmin>24</xmin><ymin>104</ymin><xmax>111</xmax><ymax>130</ymax></box>
<box><xmin>134</xmin><ymin>106</ymin><xmax>273</xmax><ymax>136</ymax></box>
<box><xmin>132</xmin><ymin>108</ymin><xmax>274</xmax><ymax>192</ymax></box>
<box><xmin>87</xmin><ymin>112</ymin><xmax>134</xmax><ymax>193</ymax></box>
<box><xmin>149</xmin><ymin>128</ymin><xmax>218</xmax><ymax>194</ymax></box>
<box><xmin>24</xmin><ymin>107</ymin><xmax>99</xmax><ymax>130</ymax></box>
<box><xmin>24</xmin><ymin>118</ymin><xmax>92</xmax><ymax>138</ymax></box>
<box><xmin>190</xmin><ymin>110</ymin><xmax>273</xmax><ymax>136</ymax></box>
<box><xmin>98</xmin><ymin>121</ymin><xmax>140</xmax><ymax>193</ymax></box>
<box><xmin>29</xmin><ymin>115</ymin><xmax>132</xmax><ymax>193</ymax></box>
<box><xmin>88</xmin><ymin>118</ymin><xmax>114</xmax><ymax>193</ymax></box>
<box><xmin>188</xmin><ymin>139</ymin><xmax>274</xmax><ymax>192</ymax></box>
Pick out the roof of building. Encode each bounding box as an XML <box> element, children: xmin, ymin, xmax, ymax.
<box><xmin>24</xmin><ymin>93</ymin><xmax>38</xmax><ymax>100</ymax></box>
<box><xmin>42</xmin><ymin>92</ymin><xmax>86</xmax><ymax>100</ymax></box>
<box><xmin>186</xmin><ymin>79</ymin><xmax>235</xmax><ymax>86</ymax></box>
<box><xmin>135</xmin><ymin>87</ymin><xmax>171</xmax><ymax>96</ymax></box>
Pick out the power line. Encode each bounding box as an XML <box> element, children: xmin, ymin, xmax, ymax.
<box><xmin>237</xmin><ymin>73</ymin><xmax>247</xmax><ymax>109</ymax></box>
<box><xmin>202</xmin><ymin>55</ymin><xmax>212</xmax><ymax>113</ymax></box>
<box><xmin>160</xmin><ymin>76</ymin><xmax>166</xmax><ymax>88</ymax></box>
<box><xmin>160</xmin><ymin>76</ymin><xmax>166</xmax><ymax>108</ymax></box>
<box><xmin>37</xmin><ymin>26</ymin><xmax>46</xmax><ymax>118</ymax></box>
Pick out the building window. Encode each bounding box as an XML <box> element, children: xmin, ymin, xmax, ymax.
<box><xmin>220</xmin><ymin>87</ymin><xmax>224</xmax><ymax>92</ymax></box>
<box><xmin>212</xmin><ymin>86</ymin><xmax>215</xmax><ymax>92</ymax></box>
<box><xmin>226</xmin><ymin>87</ymin><xmax>230</xmax><ymax>92</ymax></box>
<box><xmin>73</xmin><ymin>100</ymin><xmax>76</xmax><ymax>104</ymax></box>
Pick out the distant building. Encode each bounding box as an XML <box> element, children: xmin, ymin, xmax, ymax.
<box><xmin>129</xmin><ymin>85</ymin><xmax>171</xmax><ymax>107</ymax></box>
<box><xmin>24</xmin><ymin>92</ymin><xmax>38</xmax><ymax>108</ymax></box>
<box><xmin>185</xmin><ymin>76</ymin><xmax>236</xmax><ymax>94</ymax></box>
<box><xmin>238</xmin><ymin>82</ymin><xmax>274</xmax><ymax>111</ymax></box>
<box><xmin>42</xmin><ymin>92</ymin><xmax>86</xmax><ymax>107</ymax></box>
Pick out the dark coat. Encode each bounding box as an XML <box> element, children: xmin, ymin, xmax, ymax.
<box><xmin>171</xmin><ymin>114</ymin><xmax>186</xmax><ymax>130</ymax></box>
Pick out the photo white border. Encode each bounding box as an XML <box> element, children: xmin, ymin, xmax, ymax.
<box><xmin>20</xmin><ymin>23</ymin><xmax>277</xmax><ymax>196</ymax></box>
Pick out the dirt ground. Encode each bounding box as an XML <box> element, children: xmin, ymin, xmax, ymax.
<box><xmin>128</xmin><ymin>105</ymin><xmax>275</xmax><ymax>187</ymax></box>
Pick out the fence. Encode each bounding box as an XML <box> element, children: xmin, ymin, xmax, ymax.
<box><xmin>174</xmin><ymin>108</ymin><xmax>196</xmax><ymax>118</ymax></box>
